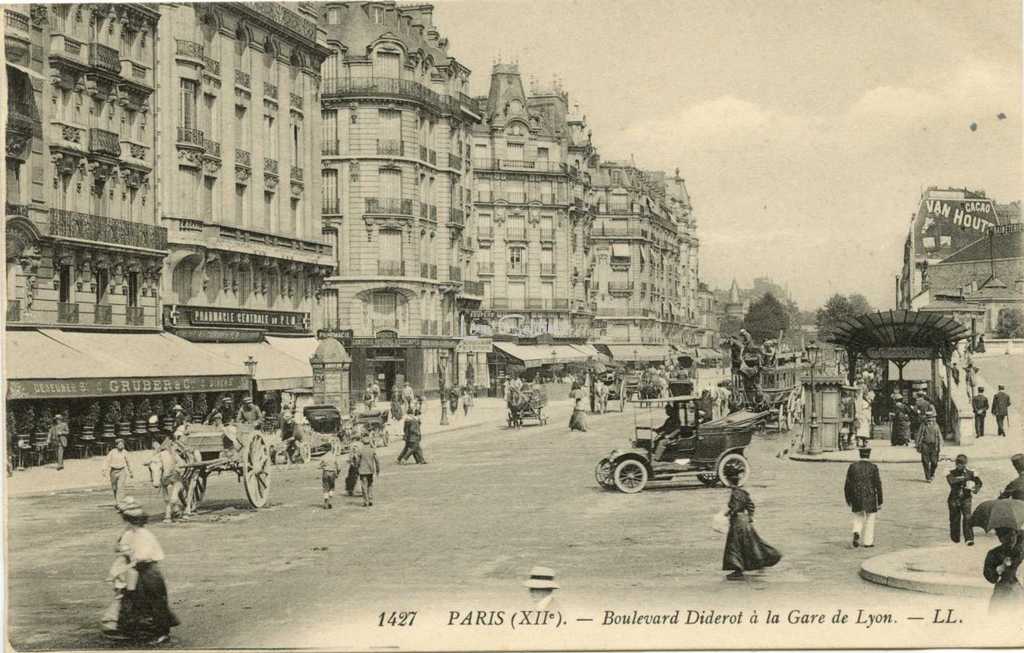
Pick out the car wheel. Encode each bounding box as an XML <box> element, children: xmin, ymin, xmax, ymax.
<box><xmin>697</xmin><ymin>472</ymin><xmax>720</xmax><ymax>487</ymax></box>
<box><xmin>612</xmin><ymin>459</ymin><xmax>648</xmax><ymax>494</ymax></box>
<box><xmin>717</xmin><ymin>452</ymin><xmax>749</xmax><ymax>486</ymax></box>
<box><xmin>595</xmin><ymin>458</ymin><xmax>614</xmax><ymax>489</ymax></box>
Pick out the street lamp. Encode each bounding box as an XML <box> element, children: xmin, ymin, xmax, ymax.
<box><xmin>805</xmin><ymin>343</ymin><xmax>821</xmax><ymax>455</ymax></box>
<box><xmin>439</xmin><ymin>351</ymin><xmax>449</xmax><ymax>426</ymax></box>
<box><xmin>244</xmin><ymin>355</ymin><xmax>258</xmax><ymax>402</ymax></box>
<box><xmin>633</xmin><ymin>348</ymin><xmax>639</xmax><ymax>372</ymax></box>
<box><xmin>551</xmin><ymin>349</ymin><xmax>558</xmax><ymax>382</ymax></box>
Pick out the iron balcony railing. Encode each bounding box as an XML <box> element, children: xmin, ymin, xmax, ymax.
<box><xmin>95</xmin><ymin>304</ymin><xmax>112</xmax><ymax>325</ymax></box>
<box><xmin>264</xmin><ymin>158</ymin><xmax>279</xmax><ymax>175</ymax></box>
<box><xmin>236</xmin><ymin>148</ymin><xmax>251</xmax><ymax>167</ymax></box>
<box><xmin>450</xmin><ymin>208</ymin><xmax>465</xmax><ymax>226</ymax></box>
<box><xmin>473</xmin><ymin>159</ymin><xmax>571</xmax><ymax>174</ymax></box>
<box><xmin>49</xmin><ymin>208</ymin><xmax>168</xmax><ymax>250</ymax></box>
<box><xmin>89</xmin><ymin>42</ymin><xmax>120</xmax><ymax>73</ymax></box>
<box><xmin>505</xmin><ymin>192</ymin><xmax>528</xmax><ymax>204</ymax></box>
<box><xmin>203</xmin><ymin>57</ymin><xmax>220</xmax><ymax>76</ymax></box>
<box><xmin>365</xmin><ymin>198</ymin><xmax>414</xmax><ymax>216</ymax></box>
<box><xmin>449</xmin><ymin>266</ymin><xmax>462</xmax><ymax>281</ymax></box>
<box><xmin>448</xmin><ymin>153</ymin><xmax>462</xmax><ymax>170</ymax></box>
<box><xmin>322</xmin><ymin>140</ymin><xmax>339</xmax><ymax>156</ymax></box>
<box><xmin>234</xmin><ymin>69</ymin><xmax>251</xmax><ymax>89</ymax></box>
<box><xmin>264</xmin><ymin>81</ymin><xmax>278</xmax><ymax>98</ymax></box>
<box><xmin>540</xmin><ymin>264</ymin><xmax>557</xmax><ymax>276</ymax></box>
<box><xmin>290</xmin><ymin>93</ymin><xmax>303</xmax><ymax>110</ymax></box>
<box><xmin>126</xmin><ymin>306</ymin><xmax>145</xmax><ymax>326</ymax></box>
<box><xmin>607</xmin><ymin>281</ymin><xmax>635</xmax><ymax>293</ymax></box>
<box><xmin>58</xmin><ymin>302</ymin><xmax>79</xmax><ymax>324</ymax></box>
<box><xmin>322</xmin><ymin>198</ymin><xmax>341</xmax><ymax>215</ymax></box>
<box><xmin>175</xmin><ymin>39</ymin><xmax>204</xmax><ymax>60</ymax></box>
<box><xmin>462</xmin><ymin>280</ymin><xmax>484</xmax><ymax>296</ymax></box>
<box><xmin>204</xmin><ymin>139</ymin><xmax>221</xmax><ymax>159</ymax></box>
<box><xmin>176</xmin><ymin>126</ymin><xmax>204</xmax><ymax>147</ymax></box>
<box><xmin>378</xmin><ymin>260</ymin><xmax>406</xmax><ymax>276</ymax></box>
<box><xmin>376</xmin><ymin>139</ymin><xmax>404</xmax><ymax>156</ymax></box>
<box><xmin>322</xmin><ymin>76</ymin><xmax>451</xmax><ymax>116</ymax></box>
<box><xmin>5</xmin><ymin>9</ymin><xmax>29</xmax><ymax>32</ymax></box>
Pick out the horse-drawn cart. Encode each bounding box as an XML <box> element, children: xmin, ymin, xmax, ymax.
<box><xmin>507</xmin><ymin>385</ymin><xmax>549</xmax><ymax>428</ymax></box>
<box><xmin>178</xmin><ymin>424</ymin><xmax>271</xmax><ymax>512</ymax></box>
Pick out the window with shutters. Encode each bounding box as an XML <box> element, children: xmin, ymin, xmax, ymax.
<box><xmin>179</xmin><ymin>79</ymin><xmax>197</xmax><ymax>129</ymax></box>
<box><xmin>322</xmin><ymin>169</ymin><xmax>339</xmax><ymax>213</ymax></box>
<box><xmin>506</xmin><ymin>142</ymin><xmax>524</xmax><ymax>161</ymax></box>
<box><xmin>508</xmin><ymin>247</ymin><xmax>526</xmax><ymax>274</ymax></box>
<box><xmin>379</xmin><ymin>229</ymin><xmax>403</xmax><ymax>266</ymax></box>
<box><xmin>507</xmin><ymin>214</ymin><xmax>526</xmax><ymax>240</ymax></box>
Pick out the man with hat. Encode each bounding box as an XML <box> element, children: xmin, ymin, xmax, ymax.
<box><xmin>946</xmin><ymin>454</ymin><xmax>982</xmax><ymax>545</ymax></box>
<box><xmin>916</xmin><ymin>408</ymin><xmax>942</xmax><ymax>482</ymax></box>
<box><xmin>992</xmin><ymin>385</ymin><xmax>1012</xmax><ymax>438</ymax></box>
<box><xmin>844</xmin><ymin>446</ymin><xmax>883</xmax><ymax>548</ymax></box>
<box><xmin>48</xmin><ymin>413</ymin><xmax>69</xmax><ymax>470</ymax></box>
<box><xmin>236</xmin><ymin>396</ymin><xmax>263</xmax><ymax>428</ymax></box>
<box><xmin>524</xmin><ymin>566</ymin><xmax>560</xmax><ymax>610</ymax></box>
<box><xmin>998</xmin><ymin>454</ymin><xmax>1024</xmax><ymax>501</ymax></box>
<box><xmin>973</xmin><ymin>387</ymin><xmax>990</xmax><ymax>438</ymax></box>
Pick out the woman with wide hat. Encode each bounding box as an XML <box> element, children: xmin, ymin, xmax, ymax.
<box><xmin>721</xmin><ymin>464</ymin><xmax>781</xmax><ymax>581</ymax></box>
<box><xmin>109</xmin><ymin>497</ymin><xmax>179</xmax><ymax>644</ymax></box>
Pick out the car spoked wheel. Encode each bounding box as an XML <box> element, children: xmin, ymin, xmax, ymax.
<box><xmin>717</xmin><ymin>452</ymin><xmax>749</xmax><ymax>486</ymax></box>
<box><xmin>612</xmin><ymin>459</ymin><xmax>648</xmax><ymax>494</ymax></box>
<box><xmin>594</xmin><ymin>458</ymin><xmax>613</xmax><ymax>489</ymax></box>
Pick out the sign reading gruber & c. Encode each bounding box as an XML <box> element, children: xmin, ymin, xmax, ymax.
<box><xmin>6</xmin><ymin>375</ymin><xmax>250</xmax><ymax>400</ymax></box>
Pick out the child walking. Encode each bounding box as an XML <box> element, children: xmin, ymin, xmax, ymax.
<box><xmin>355</xmin><ymin>435</ymin><xmax>381</xmax><ymax>507</ymax></box>
<box><xmin>319</xmin><ymin>441</ymin><xmax>342</xmax><ymax>509</ymax></box>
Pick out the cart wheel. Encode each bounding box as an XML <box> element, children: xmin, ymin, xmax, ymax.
<box><xmin>595</xmin><ymin>458</ymin><xmax>614</xmax><ymax>489</ymax></box>
<box><xmin>183</xmin><ymin>472</ymin><xmax>208</xmax><ymax>512</ymax></box>
<box><xmin>716</xmin><ymin>452</ymin><xmax>749</xmax><ymax>487</ymax></box>
<box><xmin>612</xmin><ymin>459</ymin><xmax>648</xmax><ymax>494</ymax></box>
<box><xmin>696</xmin><ymin>472</ymin><xmax>720</xmax><ymax>487</ymax></box>
<box><xmin>243</xmin><ymin>433</ymin><xmax>271</xmax><ymax>508</ymax></box>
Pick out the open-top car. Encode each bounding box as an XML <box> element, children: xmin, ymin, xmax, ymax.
<box><xmin>595</xmin><ymin>395</ymin><xmax>769</xmax><ymax>493</ymax></box>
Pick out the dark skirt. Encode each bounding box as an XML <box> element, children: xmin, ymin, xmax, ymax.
<box><xmin>569</xmin><ymin>409</ymin><xmax>587</xmax><ymax>431</ymax></box>
<box><xmin>723</xmin><ymin>513</ymin><xmax>782</xmax><ymax>572</ymax></box>
<box><xmin>118</xmin><ymin>562</ymin><xmax>179</xmax><ymax>638</ymax></box>
<box><xmin>990</xmin><ymin>580</ymin><xmax>1024</xmax><ymax>616</ymax></box>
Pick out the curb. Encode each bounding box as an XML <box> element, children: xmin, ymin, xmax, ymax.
<box><xmin>859</xmin><ymin>548</ymin><xmax>991</xmax><ymax>599</ymax></box>
<box><xmin>788</xmin><ymin>452</ymin><xmax>1011</xmax><ymax>464</ymax></box>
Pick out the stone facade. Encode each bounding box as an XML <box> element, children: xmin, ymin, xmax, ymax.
<box><xmin>317</xmin><ymin>2</ymin><xmax>483</xmax><ymax>399</ymax></box>
<box><xmin>5</xmin><ymin>3</ymin><xmax>165</xmax><ymax>331</ymax></box>
<box><xmin>469</xmin><ymin>64</ymin><xmax>594</xmax><ymax>340</ymax></box>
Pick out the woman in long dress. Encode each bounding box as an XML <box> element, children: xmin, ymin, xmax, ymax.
<box><xmin>722</xmin><ymin>469</ymin><xmax>781</xmax><ymax>580</ymax></box>
<box><xmin>112</xmin><ymin>497</ymin><xmax>179</xmax><ymax>644</ymax></box>
<box><xmin>568</xmin><ymin>382</ymin><xmax>588</xmax><ymax>432</ymax></box>
<box><xmin>983</xmin><ymin>527</ymin><xmax>1024</xmax><ymax>616</ymax></box>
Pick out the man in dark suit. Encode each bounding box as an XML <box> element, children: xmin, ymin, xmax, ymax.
<box><xmin>916</xmin><ymin>409</ymin><xmax>942</xmax><ymax>482</ymax></box>
<box><xmin>845</xmin><ymin>447</ymin><xmax>883</xmax><ymax>548</ymax></box>
<box><xmin>946</xmin><ymin>454</ymin><xmax>982</xmax><ymax>545</ymax></box>
<box><xmin>998</xmin><ymin>454</ymin><xmax>1024</xmax><ymax>500</ymax></box>
<box><xmin>973</xmin><ymin>387</ymin><xmax>989</xmax><ymax>437</ymax></box>
<box><xmin>992</xmin><ymin>385</ymin><xmax>1012</xmax><ymax>438</ymax></box>
<box><xmin>397</xmin><ymin>409</ymin><xmax>426</xmax><ymax>464</ymax></box>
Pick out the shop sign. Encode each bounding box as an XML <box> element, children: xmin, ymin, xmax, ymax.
<box><xmin>457</xmin><ymin>337</ymin><xmax>493</xmax><ymax>354</ymax></box>
<box><xmin>468</xmin><ymin>313</ymin><xmax>571</xmax><ymax>338</ymax></box>
<box><xmin>184</xmin><ymin>306</ymin><xmax>310</xmax><ymax>333</ymax></box>
<box><xmin>864</xmin><ymin>346</ymin><xmax>935</xmax><ymax>360</ymax></box>
<box><xmin>914</xmin><ymin>197</ymin><xmax>1001</xmax><ymax>258</ymax></box>
<box><xmin>7</xmin><ymin>374</ymin><xmax>250</xmax><ymax>400</ymax></box>
<box><xmin>317</xmin><ymin>329</ymin><xmax>354</xmax><ymax>347</ymax></box>
<box><xmin>172</xmin><ymin>327</ymin><xmax>263</xmax><ymax>343</ymax></box>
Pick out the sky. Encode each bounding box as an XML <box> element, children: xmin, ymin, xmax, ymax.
<box><xmin>433</xmin><ymin>0</ymin><xmax>1022</xmax><ymax>310</ymax></box>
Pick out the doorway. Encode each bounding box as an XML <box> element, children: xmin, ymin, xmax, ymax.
<box><xmin>368</xmin><ymin>348</ymin><xmax>406</xmax><ymax>400</ymax></box>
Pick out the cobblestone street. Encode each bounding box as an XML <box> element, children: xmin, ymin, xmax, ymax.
<box><xmin>8</xmin><ymin>393</ymin><xmax>1023</xmax><ymax>650</ymax></box>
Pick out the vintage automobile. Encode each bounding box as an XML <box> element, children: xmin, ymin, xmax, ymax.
<box><xmin>594</xmin><ymin>396</ymin><xmax>769</xmax><ymax>493</ymax></box>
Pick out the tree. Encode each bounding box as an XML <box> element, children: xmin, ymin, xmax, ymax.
<box><xmin>718</xmin><ymin>314</ymin><xmax>743</xmax><ymax>342</ymax></box>
<box><xmin>742</xmin><ymin>293</ymin><xmax>790</xmax><ymax>343</ymax></box>
<box><xmin>815</xmin><ymin>293</ymin><xmax>874</xmax><ymax>342</ymax></box>
<box><xmin>996</xmin><ymin>308</ymin><xmax>1024</xmax><ymax>338</ymax></box>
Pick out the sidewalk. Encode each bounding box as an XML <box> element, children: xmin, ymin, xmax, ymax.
<box><xmin>4</xmin><ymin>397</ymin><xmax>570</xmax><ymax>499</ymax></box>
<box><xmin>789</xmin><ymin>435</ymin><xmax>1021</xmax><ymax>464</ymax></box>
<box><xmin>860</xmin><ymin>540</ymin><xmax>995</xmax><ymax>598</ymax></box>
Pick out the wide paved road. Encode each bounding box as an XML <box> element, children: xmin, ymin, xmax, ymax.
<box><xmin>8</xmin><ymin>400</ymin><xmax>1018</xmax><ymax>650</ymax></box>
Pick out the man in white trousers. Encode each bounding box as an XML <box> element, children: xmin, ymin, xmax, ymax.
<box><xmin>844</xmin><ymin>446</ymin><xmax>883</xmax><ymax>548</ymax></box>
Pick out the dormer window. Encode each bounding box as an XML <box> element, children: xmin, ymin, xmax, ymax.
<box><xmin>373</xmin><ymin>6</ymin><xmax>385</xmax><ymax>24</ymax></box>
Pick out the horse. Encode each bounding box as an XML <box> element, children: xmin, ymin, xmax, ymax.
<box><xmin>507</xmin><ymin>387</ymin><xmax>527</xmax><ymax>429</ymax></box>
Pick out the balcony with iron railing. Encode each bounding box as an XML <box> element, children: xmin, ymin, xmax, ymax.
<box><xmin>5</xmin><ymin>8</ymin><xmax>29</xmax><ymax>33</ymax></box>
<box><xmin>473</xmin><ymin>159</ymin><xmax>571</xmax><ymax>174</ymax></box>
<box><xmin>234</xmin><ymin>69</ymin><xmax>251</xmax><ymax>89</ymax></box>
<box><xmin>449</xmin><ymin>266</ymin><xmax>463</xmax><ymax>281</ymax></box>
<box><xmin>462</xmin><ymin>280</ymin><xmax>485</xmax><ymax>296</ymax></box>
<box><xmin>264</xmin><ymin>158</ymin><xmax>279</xmax><ymax>176</ymax></box>
<box><xmin>322</xmin><ymin>139</ymin><xmax>339</xmax><ymax>156</ymax></box>
<box><xmin>176</xmin><ymin>126</ymin><xmax>204</xmax><ymax>148</ymax></box>
<box><xmin>291</xmin><ymin>165</ymin><xmax>303</xmax><ymax>181</ymax></box>
<box><xmin>264</xmin><ymin>81</ymin><xmax>278</xmax><ymax>98</ymax></box>
<box><xmin>58</xmin><ymin>302</ymin><xmax>79</xmax><ymax>324</ymax></box>
<box><xmin>505</xmin><ymin>191</ymin><xmax>528</xmax><ymax>204</ymax></box>
<box><xmin>378</xmin><ymin>260</ymin><xmax>406</xmax><ymax>276</ymax></box>
<box><xmin>236</xmin><ymin>148</ymin><xmax>251</xmax><ymax>168</ymax></box>
<box><xmin>448</xmin><ymin>153</ymin><xmax>462</xmax><ymax>170</ymax></box>
<box><xmin>507</xmin><ymin>265</ymin><xmax>527</xmax><ymax>276</ymax></box>
<box><xmin>126</xmin><ymin>306</ymin><xmax>145</xmax><ymax>326</ymax></box>
<box><xmin>322</xmin><ymin>197</ymin><xmax>341</xmax><ymax>215</ymax></box>
<box><xmin>477</xmin><ymin>262</ymin><xmax>495</xmax><ymax>275</ymax></box>
<box><xmin>175</xmin><ymin>39</ymin><xmax>204</xmax><ymax>61</ymax></box>
<box><xmin>50</xmin><ymin>208</ymin><xmax>168</xmax><ymax>250</ymax></box>
<box><xmin>322</xmin><ymin>77</ymin><xmax>451</xmax><ymax>116</ymax></box>
<box><xmin>365</xmin><ymin>198</ymin><xmax>414</xmax><ymax>216</ymax></box>
<box><xmin>540</xmin><ymin>264</ymin><xmax>557</xmax><ymax>276</ymax></box>
<box><xmin>203</xmin><ymin>139</ymin><xmax>221</xmax><ymax>159</ymax></box>
<box><xmin>203</xmin><ymin>56</ymin><xmax>220</xmax><ymax>76</ymax></box>
<box><xmin>89</xmin><ymin>42</ymin><xmax>120</xmax><ymax>73</ymax></box>
<box><xmin>376</xmin><ymin>139</ymin><xmax>404</xmax><ymax>156</ymax></box>
<box><xmin>95</xmin><ymin>304</ymin><xmax>112</xmax><ymax>325</ymax></box>
<box><xmin>449</xmin><ymin>208</ymin><xmax>465</xmax><ymax>226</ymax></box>
<box><xmin>7</xmin><ymin>300</ymin><xmax>21</xmax><ymax>322</ymax></box>
<box><xmin>607</xmin><ymin>281</ymin><xmax>635</xmax><ymax>293</ymax></box>
<box><xmin>290</xmin><ymin>93</ymin><xmax>303</xmax><ymax>110</ymax></box>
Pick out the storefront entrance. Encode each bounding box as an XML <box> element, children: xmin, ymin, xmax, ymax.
<box><xmin>366</xmin><ymin>348</ymin><xmax>406</xmax><ymax>400</ymax></box>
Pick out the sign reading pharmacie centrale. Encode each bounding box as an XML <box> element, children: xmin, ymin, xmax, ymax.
<box><xmin>181</xmin><ymin>306</ymin><xmax>311</xmax><ymax>332</ymax></box>
<box><xmin>6</xmin><ymin>375</ymin><xmax>250</xmax><ymax>400</ymax></box>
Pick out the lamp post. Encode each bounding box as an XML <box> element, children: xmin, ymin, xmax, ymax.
<box><xmin>439</xmin><ymin>351</ymin><xmax>449</xmax><ymax>426</ymax></box>
<box><xmin>633</xmin><ymin>348</ymin><xmax>639</xmax><ymax>372</ymax></box>
<box><xmin>806</xmin><ymin>343</ymin><xmax>821</xmax><ymax>455</ymax></box>
<box><xmin>244</xmin><ymin>355</ymin><xmax>258</xmax><ymax>402</ymax></box>
<box><xmin>551</xmin><ymin>350</ymin><xmax>557</xmax><ymax>381</ymax></box>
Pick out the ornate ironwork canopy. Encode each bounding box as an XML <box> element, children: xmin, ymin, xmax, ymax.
<box><xmin>827</xmin><ymin>310</ymin><xmax>969</xmax><ymax>360</ymax></box>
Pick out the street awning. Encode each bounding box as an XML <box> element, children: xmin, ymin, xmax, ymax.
<box><xmin>570</xmin><ymin>343</ymin><xmax>611</xmax><ymax>363</ymax></box>
<box><xmin>611</xmin><ymin>243</ymin><xmax>631</xmax><ymax>259</ymax></box>
<box><xmin>5</xmin><ymin>330</ymin><xmax>249</xmax><ymax>400</ymax></box>
<box><xmin>265</xmin><ymin>336</ymin><xmax>319</xmax><ymax>367</ymax></box>
<box><xmin>194</xmin><ymin>341</ymin><xmax>313</xmax><ymax>391</ymax></box>
<box><xmin>604</xmin><ymin>344</ymin><xmax>672</xmax><ymax>362</ymax></box>
<box><xmin>492</xmin><ymin>343</ymin><xmax>589</xmax><ymax>368</ymax></box>
<box><xmin>697</xmin><ymin>347</ymin><xmax>723</xmax><ymax>360</ymax></box>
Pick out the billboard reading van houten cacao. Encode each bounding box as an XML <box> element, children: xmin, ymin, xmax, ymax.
<box><xmin>913</xmin><ymin>195</ymin><xmax>1003</xmax><ymax>259</ymax></box>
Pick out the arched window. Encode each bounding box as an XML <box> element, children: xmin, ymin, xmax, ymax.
<box><xmin>172</xmin><ymin>260</ymin><xmax>196</xmax><ymax>303</ymax></box>
<box><xmin>234</xmin><ymin>24</ymin><xmax>249</xmax><ymax>75</ymax></box>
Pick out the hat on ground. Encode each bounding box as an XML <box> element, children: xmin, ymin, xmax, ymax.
<box><xmin>524</xmin><ymin>566</ymin><xmax>559</xmax><ymax>589</ymax></box>
<box><xmin>117</xmin><ymin>496</ymin><xmax>145</xmax><ymax>518</ymax></box>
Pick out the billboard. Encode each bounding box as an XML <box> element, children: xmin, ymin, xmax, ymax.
<box><xmin>913</xmin><ymin>195</ymin><xmax>1002</xmax><ymax>260</ymax></box>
